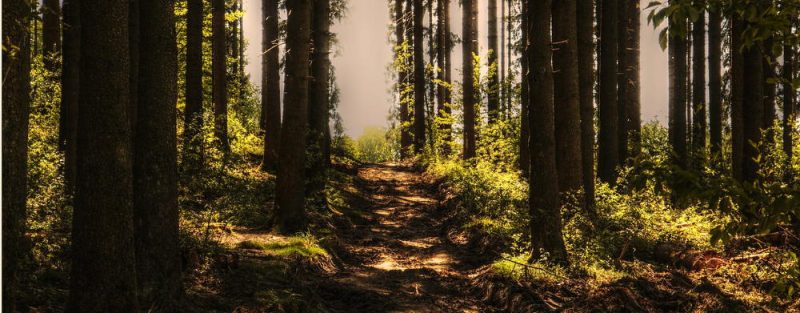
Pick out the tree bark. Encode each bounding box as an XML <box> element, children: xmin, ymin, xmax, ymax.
<box><xmin>730</xmin><ymin>16</ymin><xmax>744</xmax><ymax>181</ymax></box>
<box><xmin>275</xmin><ymin>0</ymin><xmax>312</xmax><ymax>234</ymax></box>
<box><xmin>61</xmin><ymin>0</ymin><xmax>80</xmax><ymax>196</ymax></box>
<box><xmin>400</xmin><ymin>0</ymin><xmax>413</xmax><ymax>157</ymax></box>
<box><xmin>67</xmin><ymin>0</ymin><xmax>139</xmax><ymax>311</ymax></box>
<box><xmin>528</xmin><ymin>0</ymin><xmax>568</xmax><ymax>265</ymax></box>
<box><xmin>436</xmin><ymin>0</ymin><xmax>452</xmax><ymax>154</ymax></box>
<box><xmin>462</xmin><ymin>0</ymin><xmax>477</xmax><ymax>159</ymax></box>
<box><xmin>134</xmin><ymin>0</ymin><xmax>182</xmax><ymax>309</ymax></box>
<box><xmin>620</xmin><ymin>0</ymin><xmax>640</xmax><ymax>160</ymax></box>
<box><xmin>262</xmin><ymin>0</ymin><xmax>281</xmax><ymax>171</ymax></box>
<box><xmin>742</xmin><ymin>42</ymin><xmax>764</xmax><ymax>184</ymax></box>
<box><xmin>184</xmin><ymin>0</ymin><xmax>204</xmax><ymax>171</ymax></box>
<box><xmin>763</xmin><ymin>42</ymin><xmax>777</xmax><ymax>145</ymax></box>
<box><xmin>212</xmin><ymin>0</ymin><xmax>230</xmax><ymax>153</ymax></box>
<box><xmin>2</xmin><ymin>0</ymin><xmax>31</xmax><ymax>310</ymax></box>
<box><xmin>692</xmin><ymin>1</ymin><xmax>706</xmax><ymax>159</ymax></box>
<box><xmin>784</xmin><ymin>38</ymin><xmax>795</xmax><ymax>167</ymax></box>
<box><xmin>519</xmin><ymin>0</ymin><xmax>530</xmax><ymax>176</ymax></box>
<box><xmin>598</xmin><ymin>0</ymin><xmax>619</xmax><ymax>183</ymax></box>
<box><xmin>487</xmin><ymin>0</ymin><xmax>499</xmax><ymax>123</ymax></box>
<box><xmin>308</xmin><ymin>0</ymin><xmax>331</xmax><ymax>201</ymax></box>
<box><xmin>413</xmin><ymin>0</ymin><xmax>426</xmax><ymax>153</ymax></box>
<box><xmin>708</xmin><ymin>7</ymin><xmax>722</xmax><ymax>155</ymax></box>
<box><xmin>41</xmin><ymin>0</ymin><xmax>61</xmax><ymax>70</ymax></box>
<box><xmin>668</xmin><ymin>3</ymin><xmax>687</xmax><ymax>170</ymax></box>
<box><xmin>552</xmin><ymin>0</ymin><xmax>582</xmax><ymax>194</ymax></box>
<box><xmin>577</xmin><ymin>0</ymin><xmax>595</xmax><ymax>208</ymax></box>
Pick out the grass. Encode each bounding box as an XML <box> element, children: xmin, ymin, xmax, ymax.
<box><xmin>237</xmin><ymin>235</ymin><xmax>328</xmax><ymax>259</ymax></box>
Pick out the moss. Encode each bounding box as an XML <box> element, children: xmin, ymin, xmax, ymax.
<box><xmin>238</xmin><ymin>235</ymin><xmax>328</xmax><ymax>259</ymax></box>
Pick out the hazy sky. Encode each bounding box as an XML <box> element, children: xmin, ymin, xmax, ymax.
<box><xmin>242</xmin><ymin>0</ymin><xmax>669</xmax><ymax>138</ymax></box>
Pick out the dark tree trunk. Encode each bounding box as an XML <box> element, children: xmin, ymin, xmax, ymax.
<box><xmin>238</xmin><ymin>0</ymin><xmax>245</xmax><ymax>98</ymax></box>
<box><xmin>668</xmin><ymin>4</ymin><xmax>687</xmax><ymax>169</ymax></box>
<box><xmin>184</xmin><ymin>0</ymin><xmax>204</xmax><ymax>171</ymax></box>
<box><xmin>129</xmin><ymin>0</ymin><xmax>139</xmax><ymax>137</ymax></box>
<box><xmin>275</xmin><ymin>0</ymin><xmax>312</xmax><ymax>234</ymax></box>
<box><xmin>552</xmin><ymin>0</ymin><xmax>582</xmax><ymax>194</ymax></box>
<box><xmin>41</xmin><ymin>0</ymin><xmax>61</xmax><ymax>70</ymax></box>
<box><xmin>212</xmin><ymin>0</ymin><xmax>230</xmax><ymax>153</ymax></box>
<box><xmin>519</xmin><ymin>0</ymin><xmax>530</xmax><ymax>175</ymax></box>
<box><xmin>692</xmin><ymin>1</ymin><xmax>706</xmax><ymax>159</ymax></box>
<box><xmin>577</xmin><ymin>0</ymin><xmax>595</xmax><ymax>208</ymax></box>
<box><xmin>231</xmin><ymin>1</ymin><xmax>239</xmax><ymax>83</ymax></box>
<box><xmin>413</xmin><ymin>0</ymin><xmax>426</xmax><ymax>153</ymax></box>
<box><xmin>619</xmin><ymin>0</ymin><xmax>640</xmax><ymax>161</ymax></box>
<box><xmin>730</xmin><ymin>16</ymin><xmax>744</xmax><ymax>181</ymax></box>
<box><xmin>708</xmin><ymin>7</ymin><xmax>722</xmax><ymax>155</ymax></box>
<box><xmin>763</xmin><ymin>44</ymin><xmax>777</xmax><ymax>145</ymax></box>
<box><xmin>134</xmin><ymin>0</ymin><xmax>182</xmax><ymax>309</ymax></box>
<box><xmin>487</xmin><ymin>0</ymin><xmax>499</xmax><ymax>123</ymax></box>
<box><xmin>436</xmin><ymin>0</ymin><xmax>452</xmax><ymax>154</ymax></box>
<box><xmin>742</xmin><ymin>41</ymin><xmax>764</xmax><ymax>184</ymax></box>
<box><xmin>261</xmin><ymin>0</ymin><xmax>281</xmax><ymax>171</ymax></box>
<box><xmin>528</xmin><ymin>0</ymin><xmax>568</xmax><ymax>265</ymax></box>
<box><xmin>784</xmin><ymin>39</ymin><xmax>795</xmax><ymax>167</ymax></box>
<box><xmin>308</xmin><ymin>0</ymin><xmax>331</xmax><ymax>201</ymax></box>
<box><xmin>61</xmin><ymin>0</ymin><xmax>80</xmax><ymax>196</ymax></box>
<box><xmin>67</xmin><ymin>0</ymin><xmax>139</xmax><ymax>311</ymax></box>
<box><xmin>2</xmin><ymin>1</ymin><xmax>31</xmax><ymax>310</ymax></box>
<box><xmin>462</xmin><ymin>0</ymin><xmax>477</xmax><ymax>159</ymax></box>
<box><xmin>400</xmin><ymin>0</ymin><xmax>413</xmax><ymax>157</ymax></box>
<box><xmin>616</xmin><ymin>0</ymin><xmax>628</xmax><ymax>164</ymax></box>
<box><xmin>598</xmin><ymin>0</ymin><xmax>619</xmax><ymax>183</ymax></box>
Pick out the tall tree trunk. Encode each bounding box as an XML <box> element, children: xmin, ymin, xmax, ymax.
<box><xmin>598</xmin><ymin>0</ymin><xmax>619</xmax><ymax>183</ymax></box>
<box><xmin>487</xmin><ymin>0</ymin><xmax>499</xmax><ymax>123</ymax></box>
<box><xmin>552</xmin><ymin>0</ymin><xmax>582</xmax><ymax>194</ymax></box>
<box><xmin>275</xmin><ymin>0</ymin><xmax>312</xmax><ymax>234</ymax></box>
<box><xmin>308</xmin><ymin>0</ymin><xmax>331</xmax><ymax>202</ymax></box>
<box><xmin>129</xmin><ymin>0</ymin><xmax>139</xmax><ymax>138</ymax></box>
<box><xmin>395</xmin><ymin>0</ymin><xmax>409</xmax><ymax>158</ymax></box>
<box><xmin>2</xmin><ymin>1</ymin><xmax>31</xmax><ymax>310</ymax></box>
<box><xmin>400</xmin><ymin>0</ymin><xmax>413</xmax><ymax>156</ymax></box>
<box><xmin>528</xmin><ymin>0</ymin><xmax>568</xmax><ymax>265</ymax></box>
<box><xmin>231</xmin><ymin>1</ymin><xmax>239</xmax><ymax>84</ymax></box>
<box><xmin>134</xmin><ymin>0</ymin><xmax>182</xmax><ymax>309</ymax></box>
<box><xmin>41</xmin><ymin>0</ymin><xmax>61</xmax><ymax>70</ymax></box>
<box><xmin>763</xmin><ymin>42</ymin><xmax>777</xmax><ymax>145</ymax></box>
<box><xmin>67</xmin><ymin>0</ymin><xmax>139</xmax><ymax>311</ymax></box>
<box><xmin>619</xmin><ymin>0</ymin><xmax>641</xmax><ymax>161</ymax></box>
<box><xmin>427</xmin><ymin>0</ymin><xmax>435</xmax><ymax>145</ymax></box>
<box><xmin>499</xmin><ymin>0</ymin><xmax>505</xmax><ymax>117</ymax></box>
<box><xmin>742</xmin><ymin>40</ymin><xmax>764</xmax><ymax>184</ymax></box>
<box><xmin>668</xmin><ymin>4</ymin><xmax>688</xmax><ymax>170</ymax></box>
<box><xmin>784</xmin><ymin>38</ymin><xmax>795</xmax><ymax>168</ymax></box>
<box><xmin>212</xmin><ymin>0</ymin><xmax>230</xmax><ymax>153</ymax></box>
<box><xmin>692</xmin><ymin>1</ymin><xmax>706</xmax><ymax>159</ymax></box>
<box><xmin>61</xmin><ymin>0</ymin><xmax>79</xmax><ymax>196</ymax></box>
<box><xmin>261</xmin><ymin>0</ymin><xmax>281</xmax><ymax>170</ymax></box>
<box><xmin>184</xmin><ymin>0</ymin><xmax>204</xmax><ymax>171</ymax></box>
<box><xmin>519</xmin><ymin>0</ymin><xmax>530</xmax><ymax>175</ymax></box>
<box><xmin>730</xmin><ymin>16</ymin><xmax>744</xmax><ymax>181</ymax></box>
<box><xmin>462</xmin><ymin>0</ymin><xmax>477</xmax><ymax>159</ymax></box>
<box><xmin>413</xmin><ymin>0</ymin><xmax>426</xmax><ymax>153</ymax></box>
<box><xmin>616</xmin><ymin>0</ymin><xmax>628</xmax><ymax>164</ymax></box>
<box><xmin>577</xmin><ymin>0</ymin><xmax>595</xmax><ymax>209</ymax></box>
<box><xmin>238</xmin><ymin>0</ymin><xmax>245</xmax><ymax>99</ymax></box>
<box><xmin>708</xmin><ymin>7</ymin><xmax>722</xmax><ymax>155</ymax></box>
<box><xmin>436</xmin><ymin>0</ymin><xmax>452</xmax><ymax>154</ymax></box>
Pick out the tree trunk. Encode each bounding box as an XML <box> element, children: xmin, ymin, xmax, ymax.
<box><xmin>238</xmin><ymin>0</ymin><xmax>245</xmax><ymax>99</ymax></box>
<box><xmin>692</xmin><ymin>1</ymin><xmax>706</xmax><ymax>159</ymax></box>
<box><xmin>308</xmin><ymin>0</ymin><xmax>331</xmax><ymax>201</ymax></box>
<box><xmin>763</xmin><ymin>43</ymin><xmax>776</xmax><ymax>145</ymax></box>
<box><xmin>499</xmin><ymin>0</ymin><xmax>505</xmax><ymax>117</ymax></box>
<box><xmin>742</xmin><ymin>42</ymin><xmax>764</xmax><ymax>184</ymax></box>
<box><xmin>598</xmin><ymin>0</ymin><xmax>619</xmax><ymax>183</ymax></box>
<box><xmin>528</xmin><ymin>0</ymin><xmax>568</xmax><ymax>265</ymax></box>
<box><xmin>61</xmin><ymin>0</ymin><xmax>80</xmax><ymax>196</ymax></box>
<box><xmin>462</xmin><ymin>0</ymin><xmax>477</xmax><ymax>159</ymax></box>
<box><xmin>212</xmin><ymin>0</ymin><xmax>230</xmax><ymax>153</ymax></box>
<box><xmin>184</xmin><ymin>0</ymin><xmax>204</xmax><ymax>171</ymax></box>
<box><xmin>262</xmin><ymin>0</ymin><xmax>281</xmax><ymax>171</ymax></box>
<box><xmin>275</xmin><ymin>0</ymin><xmax>312</xmax><ymax>234</ymax></box>
<box><xmin>616</xmin><ymin>0</ymin><xmax>628</xmax><ymax>164</ymax></box>
<box><xmin>129</xmin><ymin>0</ymin><xmax>139</xmax><ymax>140</ymax></box>
<box><xmin>487</xmin><ymin>0</ymin><xmax>499</xmax><ymax>123</ymax></box>
<box><xmin>413</xmin><ymin>0</ymin><xmax>426</xmax><ymax>153</ymax></box>
<box><xmin>784</xmin><ymin>39</ymin><xmax>795</xmax><ymax>168</ymax></box>
<box><xmin>668</xmin><ymin>3</ymin><xmax>687</xmax><ymax>170</ymax></box>
<box><xmin>552</xmin><ymin>0</ymin><xmax>582</xmax><ymax>194</ymax></box>
<box><xmin>2</xmin><ymin>1</ymin><xmax>31</xmax><ymax>310</ymax></box>
<box><xmin>708</xmin><ymin>7</ymin><xmax>722</xmax><ymax>155</ymax></box>
<box><xmin>436</xmin><ymin>0</ymin><xmax>452</xmax><ymax>154</ymax></box>
<box><xmin>519</xmin><ymin>0</ymin><xmax>529</xmax><ymax>175</ymax></box>
<box><xmin>41</xmin><ymin>0</ymin><xmax>61</xmax><ymax>70</ymax></box>
<box><xmin>620</xmin><ymin>0</ymin><xmax>640</xmax><ymax>160</ymax></box>
<box><xmin>400</xmin><ymin>0</ymin><xmax>413</xmax><ymax>157</ymax></box>
<box><xmin>730</xmin><ymin>16</ymin><xmax>744</xmax><ymax>181</ymax></box>
<box><xmin>134</xmin><ymin>0</ymin><xmax>182</xmax><ymax>309</ymax></box>
<box><xmin>577</xmin><ymin>0</ymin><xmax>595</xmax><ymax>209</ymax></box>
<box><xmin>67</xmin><ymin>0</ymin><xmax>139</xmax><ymax>311</ymax></box>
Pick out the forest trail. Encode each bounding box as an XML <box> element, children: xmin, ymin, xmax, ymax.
<box><xmin>319</xmin><ymin>163</ymin><xmax>495</xmax><ymax>313</ymax></box>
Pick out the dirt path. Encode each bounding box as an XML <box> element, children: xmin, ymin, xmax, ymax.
<box><xmin>319</xmin><ymin>163</ymin><xmax>496</xmax><ymax>313</ymax></box>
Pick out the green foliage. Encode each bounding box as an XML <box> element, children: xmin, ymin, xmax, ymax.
<box><xmin>354</xmin><ymin>127</ymin><xmax>396</xmax><ymax>162</ymax></box>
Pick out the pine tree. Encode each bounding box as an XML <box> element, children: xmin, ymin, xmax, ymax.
<box><xmin>462</xmin><ymin>0</ymin><xmax>477</xmax><ymax>159</ymax></box>
<box><xmin>413</xmin><ymin>0</ymin><xmax>426</xmax><ymax>153</ymax></box>
<box><xmin>552</xmin><ymin>0</ymin><xmax>582</xmax><ymax>193</ymax></box>
<box><xmin>487</xmin><ymin>0</ymin><xmax>499</xmax><ymax>123</ymax></box>
<box><xmin>691</xmin><ymin>0</ymin><xmax>706</xmax><ymax>159</ymax></box>
<box><xmin>598</xmin><ymin>0</ymin><xmax>619</xmax><ymax>183</ymax></box>
<box><xmin>184</xmin><ymin>0</ymin><xmax>204</xmax><ymax>170</ymax></box>
<box><xmin>309</xmin><ymin>0</ymin><xmax>332</xmax><ymax>201</ymax></box>
<box><xmin>668</xmin><ymin>3</ymin><xmax>688</xmax><ymax>170</ymax></box>
<box><xmin>784</xmin><ymin>35</ymin><xmax>795</xmax><ymax>166</ymax></box>
<box><xmin>212</xmin><ymin>0</ymin><xmax>230</xmax><ymax>153</ymax></box>
<box><xmin>519</xmin><ymin>0</ymin><xmax>529</xmax><ymax>176</ymax></box>
<box><xmin>708</xmin><ymin>6</ymin><xmax>722</xmax><ymax>155</ymax></box>
<box><xmin>436</xmin><ymin>0</ymin><xmax>452</xmax><ymax>154</ymax></box>
<box><xmin>61</xmin><ymin>0</ymin><xmax>79</xmax><ymax>195</ymax></box>
<box><xmin>577</xmin><ymin>0</ymin><xmax>595</xmax><ymax>208</ymax></box>
<box><xmin>41</xmin><ymin>0</ymin><xmax>61</xmax><ymax>71</ymax></box>
<box><xmin>261</xmin><ymin>0</ymin><xmax>281</xmax><ymax>171</ymax></box>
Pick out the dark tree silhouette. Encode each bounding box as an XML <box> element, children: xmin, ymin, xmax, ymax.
<box><xmin>134</xmin><ymin>0</ymin><xmax>182</xmax><ymax>309</ymax></box>
<box><xmin>462</xmin><ymin>0</ymin><xmax>477</xmax><ymax>159</ymax></box>
<box><xmin>598</xmin><ymin>0</ymin><xmax>619</xmax><ymax>183</ymax></box>
<box><xmin>784</xmin><ymin>36</ymin><xmax>795</xmax><ymax>166</ymax></box>
<box><xmin>413</xmin><ymin>0</ymin><xmax>426</xmax><ymax>153</ymax></box>
<box><xmin>309</xmin><ymin>0</ymin><xmax>332</xmax><ymax>200</ymax></box>
<box><xmin>3</xmin><ymin>0</ymin><xmax>31</xmax><ymax>310</ymax></box>
<box><xmin>436</xmin><ymin>0</ymin><xmax>452</xmax><ymax>154</ymax></box>
<box><xmin>708</xmin><ymin>6</ymin><xmax>722</xmax><ymax>155</ymax></box>
<box><xmin>577</xmin><ymin>0</ymin><xmax>595</xmax><ymax>208</ymax></box>
<box><xmin>742</xmin><ymin>40</ymin><xmax>764</xmax><ymax>184</ymax></box>
<box><xmin>669</xmin><ymin>5</ymin><xmax>687</xmax><ymax>170</ymax></box>
<box><xmin>528</xmin><ymin>0</ymin><xmax>568</xmax><ymax>265</ymax></box>
<box><xmin>400</xmin><ymin>0</ymin><xmax>413</xmax><ymax>157</ymax></box>
<box><xmin>61</xmin><ymin>0</ymin><xmax>79</xmax><ymax>195</ymax></box>
<box><xmin>184</xmin><ymin>0</ymin><xmax>204</xmax><ymax>170</ymax></box>
<box><xmin>41</xmin><ymin>0</ymin><xmax>61</xmax><ymax>70</ymax></box>
<box><xmin>487</xmin><ymin>0</ymin><xmax>499</xmax><ymax>123</ymax></box>
<box><xmin>552</xmin><ymin>0</ymin><xmax>582</xmax><ymax>194</ymax></box>
<box><xmin>275</xmin><ymin>0</ymin><xmax>312</xmax><ymax>234</ymax></box>
<box><xmin>619</xmin><ymin>0</ymin><xmax>641</xmax><ymax>161</ymax></box>
<box><xmin>519</xmin><ymin>0</ymin><xmax>529</xmax><ymax>176</ymax></box>
<box><xmin>212</xmin><ymin>0</ymin><xmax>230</xmax><ymax>153</ymax></box>
<box><xmin>730</xmin><ymin>17</ymin><xmax>744</xmax><ymax>181</ymax></box>
<box><xmin>67</xmin><ymin>0</ymin><xmax>139</xmax><ymax>311</ymax></box>
<box><xmin>262</xmin><ymin>0</ymin><xmax>281</xmax><ymax>171</ymax></box>
<box><xmin>691</xmin><ymin>0</ymin><xmax>706</xmax><ymax>159</ymax></box>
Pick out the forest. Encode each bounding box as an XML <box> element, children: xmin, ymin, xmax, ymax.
<box><xmin>2</xmin><ymin>0</ymin><xmax>800</xmax><ymax>312</ymax></box>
